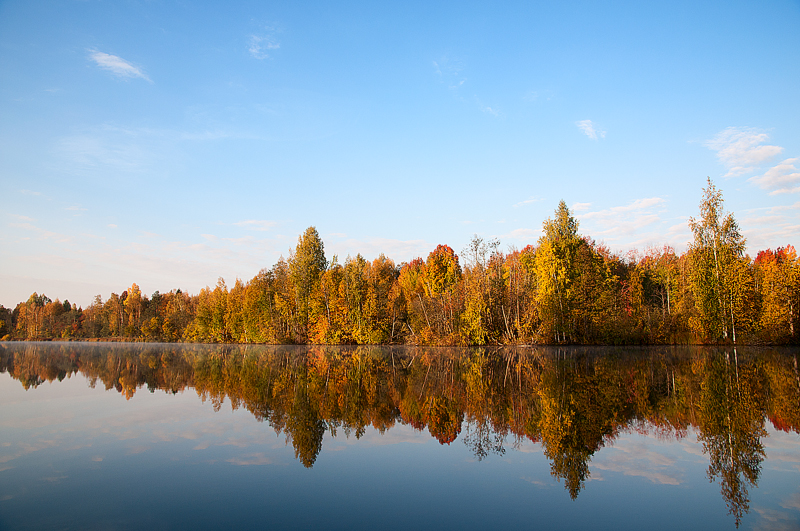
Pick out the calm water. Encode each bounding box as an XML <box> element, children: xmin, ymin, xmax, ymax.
<box><xmin>1</xmin><ymin>342</ymin><xmax>799</xmax><ymax>530</ymax></box>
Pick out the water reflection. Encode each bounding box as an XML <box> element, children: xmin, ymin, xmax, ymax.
<box><xmin>1</xmin><ymin>343</ymin><xmax>799</xmax><ymax>526</ymax></box>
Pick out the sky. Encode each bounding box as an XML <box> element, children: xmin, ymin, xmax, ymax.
<box><xmin>1</xmin><ymin>0</ymin><xmax>799</xmax><ymax>308</ymax></box>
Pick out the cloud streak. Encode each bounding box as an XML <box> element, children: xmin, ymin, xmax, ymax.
<box><xmin>513</xmin><ymin>196</ymin><xmax>542</xmax><ymax>208</ymax></box>
<box><xmin>88</xmin><ymin>51</ymin><xmax>152</xmax><ymax>82</ymax></box>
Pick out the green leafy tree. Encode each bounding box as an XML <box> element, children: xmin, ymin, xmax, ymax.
<box><xmin>688</xmin><ymin>179</ymin><xmax>748</xmax><ymax>342</ymax></box>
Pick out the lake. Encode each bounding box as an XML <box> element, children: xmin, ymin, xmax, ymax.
<box><xmin>1</xmin><ymin>342</ymin><xmax>799</xmax><ymax>530</ymax></box>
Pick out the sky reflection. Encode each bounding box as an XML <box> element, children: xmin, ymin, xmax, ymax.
<box><xmin>1</xmin><ymin>343</ymin><xmax>799</xmax><ymax>530</ymax></box>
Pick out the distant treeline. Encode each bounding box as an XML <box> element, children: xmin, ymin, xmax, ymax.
<box><xmin>2</xmin><ymin>179</ymin><xmax>798</xmax><ymax>345</ymax></box>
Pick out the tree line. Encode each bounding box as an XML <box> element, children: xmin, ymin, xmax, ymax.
<box><xmin>3</xmin><ymin>179</ymin><xmax>798</xmax><ymax>345</ymax></box>
<box><xmin>2</xmin><ymin>342</ymin><xmax>798</xmax><ymax>525</ymax></box>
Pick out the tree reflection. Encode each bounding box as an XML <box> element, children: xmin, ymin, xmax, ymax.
<box><xmin>697</xmin><ymin>349</ymin><xmax>766</xmax><ymax>527</ymax></box>
<box><xmin>0</xmin><ymin>342</ymin><xmax>796</xmax><ymax>525</ymax></box>
<box><xmin>287</xmin><ymin>371</ymin><xmax>326</xmax><ymax>468</ymax></box>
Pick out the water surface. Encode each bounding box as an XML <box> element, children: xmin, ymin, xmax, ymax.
<box><xmin>1</xmin><ymin>342</ymin><xmax>799</xmax><ymax>530</ymax></box>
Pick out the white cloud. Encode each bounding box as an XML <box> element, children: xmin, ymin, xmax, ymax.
<box><xmin>705</xmin><ymin>126</ymin><xmax>783</xmax><ymax>177</ymax></box>
<box><xmin>576</xmin><ymin>119</ymin><xmax>605</xmax><ymax>140</ymax></box>
<box><xmin>248</xmin><ymin>35</ymin><xmax>280</xmax><ymax>59</ymax></box>
<box><xmin>572</xmin><ymin>202</ymin><xmax>591</xmax><ymax>212</ymax></box>
<box><xmin>88</xmin><ymin>51</ymin><xmax>152</xmax><ymax>83</ymax></box>
<box><xmin>749</xmin><ymin>158</ymin><xmax>800</xmax><ymax>195</ymax></box>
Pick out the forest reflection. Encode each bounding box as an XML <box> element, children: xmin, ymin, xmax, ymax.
<box><xmin>2</xmin><ymin>343</ymin><xmax>798</xmax><ymax>526</ymax></box>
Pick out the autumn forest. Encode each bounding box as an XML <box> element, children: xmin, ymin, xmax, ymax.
<box><xmin>3</xmin><ymin>180</ymin><xmax>799</xmax><ymax>345</ymax></box>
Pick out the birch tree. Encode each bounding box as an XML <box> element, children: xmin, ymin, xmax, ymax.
<box><xmin>688</xmin><ymin>179</ymin><xmax>748</xmax><ymax>342</ymax></box>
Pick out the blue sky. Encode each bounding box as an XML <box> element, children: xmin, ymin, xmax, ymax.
<box><xmin>1</xmin><ymin>0</ymin><xmax>799</xmax><ymax>308</ymax></box>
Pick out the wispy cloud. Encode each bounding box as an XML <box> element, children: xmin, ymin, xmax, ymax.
<box><xmin>227</xmin><ymin>453</ymin><xmax>272</xmax><ymax>466</ymax></box>
<box><xmin>433</xmin><ymin>55</ymin><xmax>466</xmax><ymax>90</ymax></box>
<box><xmin>582</xmin><ymin>197</ymin><xmax>665</xmax><ymax>222</ymax></box>
<box><xmin>749</xmin><ymin>158</ymin><xmax>800</xmax><ymax>195</ymax></box>
<box><xmin>572</xmin><ymin>202</ymin><xmax>591</xmax><ymax>212</ymax></box>
<box><xmin>20</xmin><ymin>189</ymin><xmax>41</xmax><ymax>196</ymax></box>
<box><xmin>751</xmin><ymin>506</ymin><xmax>798</xmax><ymax>531</ymax></box>
<box><xmin>705</xmin><ymin>126</ymin><xmax>783</xmax><ymax>177</ymax></box>
<box><xmin>500</xmin><ymin>227</ymin><xmax>543</xmax><ymax>243</ymax></box>
<box><xmin>513</xmin><ymin>196</ymin><xmax>542</xmax><ymax>208</ymax></box>
<box><xmin>780</xmin><ymin>492</ymin><xmax>800</xmax><ymax>511</ymax></box>
<box><xmin>233</xmin><ymin>220</ymin><xmax>278</xmax><ymax>231</ymax></box>
<box><xmin>88</xmin><ymin>51</ymin><xmax>152</xmax><ymax>83</ymax></box>
<box><xmin>576</xmin><ymin>119</ymin><xmax>605</xmax><ymax>140</ymax></box>
<box><xmin>591</xmin><ymin>437</ymin><xmax>682</xmax><ymax>486</ymax></box>
<box><xmin>9</xmin><ymin>221</ymin><xmax>72</xmax><ymax>243</ymax></box>
<box><xmin>738</xmin><ymin>203</ymin><xmax>800</xmax><ymax>253</ymax></box>
<box><xmin>56</xmin><ymin>132</ymin><xmax>152</xmax><ymax>174</ymax></box>
<box><xmin>248</xmin><ymin>35</ymin><xmax>280</xmax><ymax>59</ymax></box>
<box><xmin>479</xmin><ymin>102</ymin><xmax>500</xmax><ymax>117</ymax></box>
<box><xmin>523</xmin><ymin>89</ymin><xmax>554</xmax><ymax>102</ymax></box>
<box><xmin>521</xmin><ymin>476</ymin><xmax>550</xmax><ymax>488</ymax></box>
<box><xmin>578</xmin><ymin>197</ymin><xmax>673</xmax><ymax>248</ymax></box>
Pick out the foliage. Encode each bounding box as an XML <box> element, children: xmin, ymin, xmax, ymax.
<box><xmin>5</xmin><ymin>186</ymin><xmax>798</xmax><ymax>346</ymax></box>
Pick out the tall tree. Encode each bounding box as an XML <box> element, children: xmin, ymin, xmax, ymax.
<box><xmin>534</xmin><ymin>201</ymin><xmax>582</xmax><ymax>342</ymax></box>
<box><xmin>289</xmin><ymin>227</ymin><xmax>327</xmax><ymax>337</ymax></box>
<box><xmin>688</xmin><ymin>179</ymin><xmax>748</xmax><ymax>342</ymax></box>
